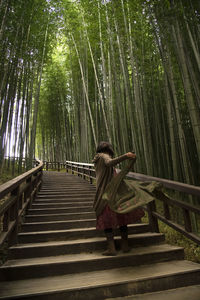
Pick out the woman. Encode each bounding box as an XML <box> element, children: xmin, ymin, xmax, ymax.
<box><xmin>93</xmin><ymin>141</ymin><xmax>144</xmax><ymax>256</ymax></box>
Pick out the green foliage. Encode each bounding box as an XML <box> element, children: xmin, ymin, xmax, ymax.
<box><xmin>0</xmin><ymin>159</ymin><xmax>26</xmax><ymax>185</ymax></box>
<box><xmin>1</xmin><ymin>0</ymin><xmax>199</xmax><ymax>182</ymax></box>
<box><xmin>142</xmin><ymin>212</ymin><xmax>200</xmax><ymax>263</ymax></box>
<box><xmin>159</xmin><ymin>222</ymin><xmax>200</xmax><ymax>264</ymax></box>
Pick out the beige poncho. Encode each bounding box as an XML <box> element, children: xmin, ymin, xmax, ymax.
<box><xmin>93</xmin><ymin>153</ymin><xmax>129</xmax><ymax>216</ymax></box>
<box><xmin>93</xmin><ymin>153</ymin><xmax>163</xmax><ymax>217</ymax></box>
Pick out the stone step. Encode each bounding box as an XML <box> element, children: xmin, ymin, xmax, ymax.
<box><xmin>31</xmin><ymin>202</ymin><xmax>93</xmax><ymax>208</ymax></box>
<box><xmin>0</xmin><ymin>260</ymin><xmax>200</xmax><ymax>299</ymax></box>
<box><xmin>9</xmin><ymin>233</ymin><xmax>165</xmax><ymax>259</ymax></box>
<box><xmin>24</xmin><ymin>211</ymin><xmax>96</xmax><ymax>222</ymax></box>
<box><xmin>0</xmin><ymin>244</ymin><xmax>184</xmax><ymax>281</ymax></box>
<box><xmin>17</xmin><ymin>224</ymin><xmax>150</xmax><ymax>243</ymax></box>
<box><xmin>21</xmin><ymin>219</ymin><xmax>97</xmax><ymax>232</ymax></box>
<box><xmin>27</xmin><ymin>206</ymin><xmax>94</xmax><ymax>215</ymax></box>
<box><xmin>106</xmin><ymin>285</ymin><xmax>200</xmax><ymax>300</ymax></box>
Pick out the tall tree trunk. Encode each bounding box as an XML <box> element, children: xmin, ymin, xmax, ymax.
<box><xmin>172</xmin><ymin>21</ymin><xmax>200</xmax><ymax>161</ymax></box>
<box><xmin>71</xmin><ymin>33</ymin><xmax>97</xmax><ymax>147</ymax></box>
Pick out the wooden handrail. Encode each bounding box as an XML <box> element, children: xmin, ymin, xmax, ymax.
<box><xmin>0</xmin><ymin>160</ymin><xmax>43</xmax><ymax>246</ymax></box>
<box><xmin>124</xmin><ymin>171</ymin><xmax>200</xmax><ymax>197</ymax></box>
<box><xmin>65</xmin><ymin>160</ymin><xmax>200</xmax><ymax>245</ymax></box>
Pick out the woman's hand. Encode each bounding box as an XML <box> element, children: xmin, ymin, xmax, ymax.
<box><xmin>126</xmin><ymin>152</ymin><xmax>136</xmax><ymax>160</ymax></box>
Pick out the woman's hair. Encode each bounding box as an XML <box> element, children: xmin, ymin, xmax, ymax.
<box><xmin>96</xmin><ymin>141</ymin><xmax>114</xmax><ymax>157</ymax></box>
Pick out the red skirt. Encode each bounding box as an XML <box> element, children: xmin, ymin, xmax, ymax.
<box><xmin>96</xmin><ymin>205</ymin><xmax>145</xmax><ymax>230</ymax></box>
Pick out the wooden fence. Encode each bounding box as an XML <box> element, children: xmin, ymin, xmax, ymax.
<box><xmin>0</xmin><ymin>160</ymin><xmax>43</xmax><ymax>247</ymax></box>
<box><xmin>66</xmin><ymin>160</ymin><xmax>200</xmax><ymax>245</ymax></box>
<box><xmin>43</xmin><ymin>161</ymin><xmax>65</xmax><ymax>172</ymax></box>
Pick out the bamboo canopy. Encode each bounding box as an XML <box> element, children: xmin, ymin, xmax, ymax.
<box><xmin>0</xmin><ymin>0</ymin><xmax>199</xmax><ymax>187</ymax></box>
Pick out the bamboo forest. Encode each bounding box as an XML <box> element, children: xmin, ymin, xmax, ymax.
<box><xmin>0</xmin><ymin>0</ymin><xmax>200</xmax><ymax>185</ymax></box>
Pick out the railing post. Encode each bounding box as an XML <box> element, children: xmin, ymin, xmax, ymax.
<box><xmin>89</xmin><ymin>166</ymin><xmax>92</xmax><ymax>184</ymax></box>
<box><xmin>36</xmin><ymin>170</ymin><xmax>43</xmax><ymax>195</ymax></box>
<box><xmin>26</xmin><ymin>176</ymin><xmax>32</xmax><ymax>209</ymax></box>
<box><xmin>183</xmin><ymin>208</ymin><xmax>192</xmax><ymax>232</ymax></box>
<box><xmin>83</xmin><ymin>165</ymin><xmax>85</xmax><ymax>180</ymax></box>
<box><xmin>3</xmin><ymin>210</ymin><xmax>9</xmax><ymax>233</ymax></box>
<box><xmin>9</xmin><ymin>186</ymin><xmax>20</xmax><ymax>245</ymax></box>
<box><xmin>147</xmin><ymin>200</ymin><xmax>159</xmax><ymax>233</ymax></box>
<box><xmin>163</xmin><ymin>202</ymin><xmax>170</xmax><ymax>220</ymax></box>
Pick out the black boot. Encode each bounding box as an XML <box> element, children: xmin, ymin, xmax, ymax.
<box><xmin>120</xmin><ymin>225</ymin><xmax>131</xmax><ymax>253</ymax></box>
<box><xmin>103</xmin><ymin>229</ymin><xmax>117</xmax><ymax>256</ymax></box>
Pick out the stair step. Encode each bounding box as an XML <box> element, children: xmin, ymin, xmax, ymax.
<box><xmin>34</xmin><ymin>198</ymin><xmax>94</xmax><ymax>203</ymax></box>
<box><xmin>38</xmin><ymin>189</ymin><xmax>96</xmax><ymax>194</ymax></box>
<box><xmin>41</xmin><ymin>183</ymin><xmax>94</xmax><ymax>187</ymax></box>
<box><xmin>31</xmin><ymin>202</ymin><xmax>93</xmax><ymax>208</ymax></box>
<box><xmin>27</xmin><ymin>206</ymin><xmax>94</xmax><ymax>215</ymax></box>
<box><xmin>17</xmin><ymin>224</ymin><xmax>150</xmax><ymax>243</ymax></box>
<box><xmin>38</xmin><ymin>189</ymin><xmax>96</xmax><ymax>193</ymax></box>
<box><xmin>21</xmin><ymin>219</ymin><xmax>97</xmax><ymax>232</ymax></box>
<box><xmin>25</xmin><ymin>211</ymin><xmax>96</xmax><ymax>222</ymax></box>
<box><xmin>40</xmin><ymin>185</ymin><xmax>95</xmax><ymax>188</ymax></box>
<box><xmin>36</xmin><ymin>194</ymin><xmax>95</xmax><ymax>199</ymax></box>
<box><xmin>0</xmin><ymin>244</ymin><xmax>184</xmax><ymax>281</ymax></box>
<box><xmin>0</xmin><ymin>260</ymin><xmax>200</xmax><ymax>299</ymax></box>
<box><xmin>106</xmin><ymin>285</ymin><xmax>200</xmax><ymax>300</ymax></box>
<box><xmin>9</xmin><ymin>233</ymin><xmax>165</xmax><ymax>259</ymax></box>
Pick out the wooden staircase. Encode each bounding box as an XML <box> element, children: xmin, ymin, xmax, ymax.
<box><xmin>0</xmin><ymin>171</ymin><xmax>200</xmax><ymax>299</ymax></box>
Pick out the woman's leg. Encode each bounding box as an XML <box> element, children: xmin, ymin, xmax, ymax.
<box><xmin>103</xmin><ymin>228</ymin><xmax>117</xmax><ymax>256</ymax></box>
<box><xmin>119</xmin><ymin>225</ymin><xmax>130</xmax><ymax>252</ymax></box>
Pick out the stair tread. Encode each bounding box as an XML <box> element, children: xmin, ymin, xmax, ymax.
<box><xmin>10</xmin><ymin>232</ymin><xmax>164</xmax><ymax>249</ymax></box>
<box><xmin>18</xmin><ymin>223</ymin><xmax>148</xmax><ymax>235</ymax></box>
<box><xmin>0</xmin><ymin>260</ymin><xmax>200</xmax><ymax>298</ymax></box>
<box><xmin>26</xmin><ymin>211</ymin><xmax>94</xmax><ymax>216</ymax></box>
<box><xmin>32</xmin><ymin>202</ymin><xmax>93</xmax><ymax>205</ymax></box>
<box><xmin>3</xmin><ymin>244</ymin><xmax>183</xmax><ymax>268</ymax></box>
<box><xmin>106</xmin><ymin>285</ymin><xmax>200</xmax><ymax>300</ymax></box>
<box><xmin>21</xmin><ymin>218</ymin><xmax>96</xmax><ymax>225</ymax></box>
<box><xmin>28</xmin><ymin>206</ymin><xmax>93</xmax><ymax>211</ymax></box>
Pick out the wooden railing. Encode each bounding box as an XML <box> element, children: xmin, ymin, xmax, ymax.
<box><xmin>66</xmin><ymin>161</ymin><xmax>96</xmax><ymax>184</ymax></box>
<box><xmin>0</xmin><ymin>160</ymin><xmax>43</xmax><ymax>246</ymax></box>
<box><xmin>66</xmin><ymin>160</ymin><xmax>200</xmax><ymax>245</ymax></box>
<box><xmin>43</xmin><ymin>161</ymin><xmax>66</xmax><ymax>172</ymax></box>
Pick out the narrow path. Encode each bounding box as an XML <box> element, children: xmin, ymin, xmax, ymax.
<box><xmin>0</xmin><ymin>171</ymin><xmax>200</xmax><ymax>299</ymax></box>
